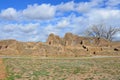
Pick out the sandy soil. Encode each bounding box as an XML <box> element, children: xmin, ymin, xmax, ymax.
<box><xmin>0</xmin><ymin>58</ymin><xmax>6</xmax><ymax>79</ymax></box>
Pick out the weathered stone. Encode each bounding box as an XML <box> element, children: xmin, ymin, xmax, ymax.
<box><xmin>0</xmin><ymin>33</ymin><xmax>120</xmax><ymax>57</ymax></box>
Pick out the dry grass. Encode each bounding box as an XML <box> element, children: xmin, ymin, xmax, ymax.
<box><xmin>0</xmin><ymin>59</ymin><xmax>6</xmax><ymax>80</ymax></box>
<box><xmin>3</xmin><ymin>57</ymin><xmax>120</xmax><ymax>80</ymax></box>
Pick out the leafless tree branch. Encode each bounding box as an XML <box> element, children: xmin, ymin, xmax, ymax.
<box><xmin>85</xmin><ymin>24</ymin><xmax>120</xmax><ymax>41</ymax></box>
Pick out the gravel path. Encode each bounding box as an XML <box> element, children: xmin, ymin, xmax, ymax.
<box><xmin>0</xmin><ymin>55</ymin><xmax>120</xmax><ymax>59</ymax></box>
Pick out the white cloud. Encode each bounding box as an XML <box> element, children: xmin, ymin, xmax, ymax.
<box><xmin>0</xmin><ymin>1</ymin><xmax>120</xmax><ymax>41</ymax></box>
<box><xmin>0</xmin><ymin>8</ymin><xmax>18</xmax><ymax>20</ymax></box>
<box><xmin>115</xmin><ymin>33</ymin><xmax>120</xmax><ymax>37</ymax></box>
<box><xmin>28</xmin><ymin>36</ymin><xmax>40</xmax><ymax>41</ymax></box>
<box><xmin>0</xmin><ymin>4</ymin><xmax>56</xmax><ymax>21</ymax></box>
<box><xmin>19</xmin><ymin>23</ymin><xmax>39</xmax><ymax>33</ymax></box>
<box><xmin>113</xmin><ymin>32</ymin><xmax>120</xmax><ymax>41</ymax></box>
<box><xmin>2</xmin><ymin>23</ymin><xmax>40</xmax><ymax>33</ymax></box>
<box><xmin>76</xmin><ymin>2</ymin><xmax>93</xmax><ymax>13</ymax></box>
<box><xmin>57</xmin><ymin>1</ymin><xmax>75</xmax><ymax>11</ymax></box>
<box><xmin>86</xmin><ymin>9</ymin><xmax>120</xmax><ymax>26</ymax></box>
<box><xmin>57</xmin><ymin>19</ymin><xmax>70</xmax><ymax>28</ymax></box>
<box><xmin>106</xmin><ymin>0</ymin><xmax>120</xmax><ymax>7</ymax></box>
<box><xmin>22</xmin><ymin>4</ymin><xmax>56</xmax><ymax>20</ymax></box>
<box><xmin>75</xmin><ymin>0</ymin><xmax>105</xmax><ymax>13</ymax></box>
<box><xmin>44</xmin><ymin>25</ymin><xmax>60</xmax><ymax>35</ymax></box>
<box><xmin>0</xmin><ymin>0</ymin><xmax>120</xmax><ymax>21</ymax></box>
<box><xmin>3</xmin><ymin>24</ymin><xmax>17</xmax><ymax>32</ymax></box>
<box><xmin>0</xmin><ymin>23</ymin><xmax>41</xmax><ymax>41</ymax></box>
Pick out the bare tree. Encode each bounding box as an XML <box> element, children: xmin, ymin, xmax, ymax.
<box><xmin>85</xmin><ymin>24</ymin><xmax>120</xmax><ymax>41</ymax></box>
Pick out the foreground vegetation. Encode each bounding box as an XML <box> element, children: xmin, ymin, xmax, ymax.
<box><xmin>3</xmin><ymin>57</ymin><xmax>120</xmax><ymax>80</ymax></box>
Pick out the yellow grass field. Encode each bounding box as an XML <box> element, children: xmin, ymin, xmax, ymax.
<box><xmin>1</xmin><ymin>56</ymin><xmax>120</xmax><ymax>80</ymax></box>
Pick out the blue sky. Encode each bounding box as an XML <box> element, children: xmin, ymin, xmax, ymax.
<box><xmin>0</xmin><ymin>0</ymin><xmax>120</xmax><ymax>42</ymax></box>
<box><xmin>0</xmin><ymin>0</ymin><xmax>90</xmax><ymax>10</ymax></box>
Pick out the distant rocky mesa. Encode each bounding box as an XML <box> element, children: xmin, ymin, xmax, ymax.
<box><xmin>0</xmin><ymin>32</ymin><xmax>120</xmax><ymax>57</ymax></box>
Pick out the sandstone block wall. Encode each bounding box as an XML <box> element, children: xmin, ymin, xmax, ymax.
<box><xmin>0</xmin><ymin>33</ymin><xmax>120</xmax><ymax>57</ymax></box>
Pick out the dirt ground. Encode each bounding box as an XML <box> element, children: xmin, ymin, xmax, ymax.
<box><xmin>0</xmin><ymin>59</ymin><xmax>6</xmax><ymax>80</ymax></box>
<box><xmin>3</xmin><ymin>56</ymin><xmax>120</xmax><ymax>80</ymax></box>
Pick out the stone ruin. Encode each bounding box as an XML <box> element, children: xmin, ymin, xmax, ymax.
<box><xmin>46</xmin><ymin>32</ymin><xmax>120</xmax><ymax>56</ymax></box>
<box><xmin>47</xmin><ymin>32</ymin><xmax>110</xmax><ymax>47</ymax></box>
<box><xmin>0</xmin><ymin>33</ymin><xmax>120</xmax><ymax>57</ymax></box>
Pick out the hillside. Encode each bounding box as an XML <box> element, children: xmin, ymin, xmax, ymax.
<box><xmin>0</xmin><ymin>33</ymin><xmax>120</xmax><ymax>57</ymax></box>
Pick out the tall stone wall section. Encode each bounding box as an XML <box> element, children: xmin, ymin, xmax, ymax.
<box><xmin>0</xmin><ymin>33</ymin><xmax>119</xmax><ymax>57</ymax></box>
